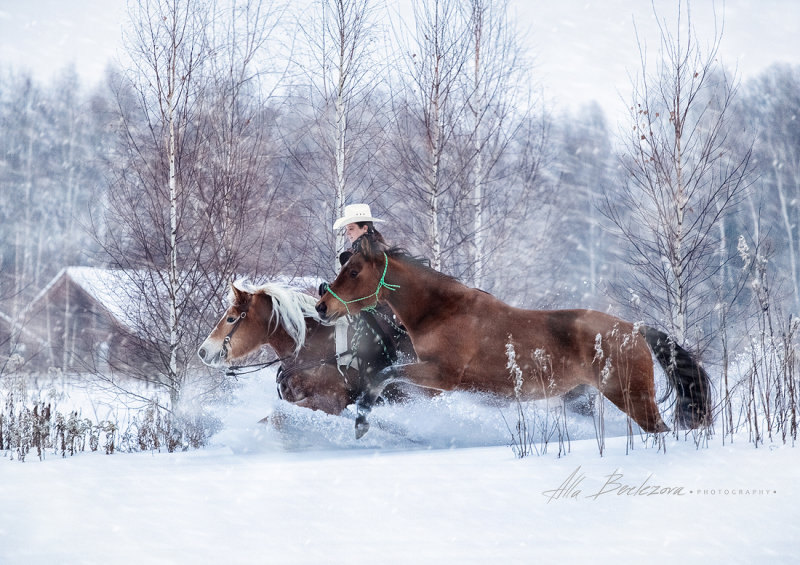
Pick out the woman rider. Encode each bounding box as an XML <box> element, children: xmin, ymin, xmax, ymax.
<box><xmin>332</xmin><ymin>202</ymin><xmax>387</xmax><ymax>264</ymax></box>
<box><xmin>324</xmin><ymin>203</ymin><xmax>409</xmax><ymax>436</ymax></box>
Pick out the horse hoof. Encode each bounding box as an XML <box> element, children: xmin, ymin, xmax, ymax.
<box><xmin>355</xmin><ymin>415</ymin><xmax>370</xmax><ymax>439</ymax></box>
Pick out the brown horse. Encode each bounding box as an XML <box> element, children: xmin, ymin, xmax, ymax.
<box><xmin>198</xmin><ymin>280</ymin><xmax>417</xmax><ymax>416</ymax></box>
<box><xmin>316</xmin><ymin>235</ymin><xmax>712</xmax><ymax>437</ymax></box>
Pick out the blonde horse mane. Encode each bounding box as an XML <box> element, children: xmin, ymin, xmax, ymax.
<box><xmin>229</xmin><ymin>279</ymin><xmax>322</xmax><ymax>354</ymax></box>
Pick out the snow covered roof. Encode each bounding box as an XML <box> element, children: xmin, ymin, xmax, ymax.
<box><xmin>29</xmin><ymin>267</ymin><xmax>141</xmax><ymax>334</ymax></box>
<box><xmin>69</xmin><ymin>267</ymin><xmax>142</xmax><ymax>330</ymax></box>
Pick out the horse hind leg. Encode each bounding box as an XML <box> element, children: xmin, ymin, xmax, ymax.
<box><xmin>599</xmin><ymin>363</ymin><xmax>669</xmax><ymax>434</ymax></box>
<box><xmin>563</xmin><ymin>385</ymin><xmax>597</xmax><ymax>417</ymax></box>
<box><xmin>601</xmin><ymin>386</ymin><xmax>669</xmax><ymax>433</ymax></box>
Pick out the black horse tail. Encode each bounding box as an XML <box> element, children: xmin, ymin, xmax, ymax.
<box><xmin>640</xmin><ymin>326</ymin><xmax>713</xmax><ymax>429</ymax></box>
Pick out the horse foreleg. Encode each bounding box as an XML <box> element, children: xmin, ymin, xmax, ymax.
<box><xmin>354</xmin><ymin>361</ymin><xmax>451</xmax><ymax>439</ymax></box>
<box><xmin>362</xmin><ymin>361</ymin><xmax>447</xmax><ymax>405</ymax></box>
<box><xmin>293</xmin><ymin>394</ymin><xmax>350</xmax><ymax>416</ymax></box>
<box><xmin>353</xmin><ymin>370</ymin><xmax>393</xmax><ymax>439</ymax></box>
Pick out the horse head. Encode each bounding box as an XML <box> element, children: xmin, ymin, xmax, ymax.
<box><xmin>316</xmin><ymin>233</ymin><xmax>390</xmax><ymax>321</ymax></box>
<box><xmin>198</xmin><ymin>283</ymin><xmax>262</xmax><ymax>367</ymax></box>
<box><xmin>198</xmin><ymin>281</ymin><xmax>315</xmax><ymax>367</ymax></box>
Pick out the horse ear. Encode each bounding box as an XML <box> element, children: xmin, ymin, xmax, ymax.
<box><xmin>339</xmin><ymin>251</ymin><xmax>353</xmax><ymax>266</ymax></box>
<box><xmin>230</xmin><ymin>283</ymin><xmax>251</xmax><ymax>308</ymax></box>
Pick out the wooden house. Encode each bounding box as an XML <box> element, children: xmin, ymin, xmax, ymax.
<box><xmin>20</xmin><ymin>267</ymin><xmax>158</xmax><ymax>375</ymax></box>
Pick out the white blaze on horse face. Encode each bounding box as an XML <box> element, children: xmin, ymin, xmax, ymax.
<box><xmin>198</xmin><ymin>335</ymin><xmax>226</xmax><ymax>367</ymax></box>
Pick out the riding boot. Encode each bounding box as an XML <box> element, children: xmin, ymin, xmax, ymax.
<box><xmin>354</xmin><ymin>405</ymin><xmax>371</xmax><ymax>439</ymax></box>
<box><xmin>354</xmin><ymin>392</ymin><xmax>377</xmax><ymax>439</ymax></box>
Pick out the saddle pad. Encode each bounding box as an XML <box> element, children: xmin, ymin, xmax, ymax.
<box><xmin>335</xmin><ymin>317</ymin><xmax>354</xmax><ymax>367</ymax></box>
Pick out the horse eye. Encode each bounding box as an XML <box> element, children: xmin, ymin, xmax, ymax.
<box><xmin>226</xmin><ymin>317</ymin><xmax>236</xmax><ymax>323</ymax></box>
<box><xmin>349</xmin><ymin>269</ymin><xmax>358</xmax><ymax>278</ymax></box>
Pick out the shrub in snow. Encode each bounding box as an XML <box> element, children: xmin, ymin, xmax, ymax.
<box><xmin>1</xmin><ymin>380</ymin><xmax>222</xmax><ymax>462</ymax></box>
<box><xmin>503</xmin><ymin>338</ymin><xmax>570</xmax><ymax>459</ymax></box>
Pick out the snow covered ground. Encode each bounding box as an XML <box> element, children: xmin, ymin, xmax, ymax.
<box><xmin>1</xmin><ymin>369</ymin><xmax>797</xmax><ymax>564</ymax></box>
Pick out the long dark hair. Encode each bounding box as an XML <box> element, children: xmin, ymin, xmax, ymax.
<box><xmin>354</xmin><ymin>221</ymin><xmax>386</xmax><ymax>246</ymax></box>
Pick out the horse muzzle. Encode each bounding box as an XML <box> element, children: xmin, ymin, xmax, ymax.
<box><xmin>315</xmin><ymin>300</ymin><xmax>328</xmax><ymax>318</ymax></box>
<box><xmin>197</xmin><ymin>341</ymin><xmax>227</xmax><ymax>367</ymax></box>
<box><xmin>315</xmin><ymin>297</ymin><xmax>344</xmax><ymax>322</ymax></box>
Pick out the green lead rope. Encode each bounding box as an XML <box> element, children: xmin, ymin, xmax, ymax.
<box><xmin>326</xmin><ymin>252</ymin><xmax>399</xmax><ymax>316</ymax></box>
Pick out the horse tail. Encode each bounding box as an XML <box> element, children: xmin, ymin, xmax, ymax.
<box><xmin>640</xmin><ymin>326</ymin><xmax>712</xmax><ymax>429</ymax></box>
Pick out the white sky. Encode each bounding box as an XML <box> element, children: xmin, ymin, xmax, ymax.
<box><xmin>0</xmin><ymin>0</ymin><xmax>798</xmax><ymax>124</ymax></box>
<box><xmin>0</xmin><ymin>0</ymin><xmax>126</xmax><ymax>85</ymax></box>
<box><xmin>517</xmin><ymin>0</ymin><xmax>800</xmax><ymax>121</ymax></box>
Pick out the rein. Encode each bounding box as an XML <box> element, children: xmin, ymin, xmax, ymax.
<box><xmin>324</xmin><ymin>252</ymin><xmax>400</xmax><ymax>315</ymax></box>
<box><xmin>226</xmin><ymin>349</ymin><xmax>354</xmax><ymax>378</ymax></box>
<box><xmin>225</xmin><ymin>355</ymin><xmax>290</xmax><ymax>377</ymax></box>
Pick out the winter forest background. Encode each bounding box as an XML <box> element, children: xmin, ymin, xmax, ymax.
<box><xmin>1</xmin><ymin>0</ymin><xmax>799</xmax><ymax>452</ymax></box>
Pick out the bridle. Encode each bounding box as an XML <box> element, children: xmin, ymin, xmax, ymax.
<box><xmin>322</xmin><ymin>252</ymin><xmax>400</xmax><ymax>316</ymax></box>
<box><xmin>221</xmin><ymin>306</ymin><xmax>250</xmax><ymax>359</ymax></box>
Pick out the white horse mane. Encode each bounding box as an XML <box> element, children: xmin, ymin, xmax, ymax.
<box><xmin>229</xmin><ymin>279</ymin><xmax>323</xmax><ymax>355</ymax></box>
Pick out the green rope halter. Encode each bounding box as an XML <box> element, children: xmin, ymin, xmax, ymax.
<box><xmin>326</xmin><ymin>252</ymin><xmax>400</xmax><ymax>316</ymax></box>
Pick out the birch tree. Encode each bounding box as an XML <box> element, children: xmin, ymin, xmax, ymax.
<box><xmin>602</xmin><ymin>0</ymin><xmax>753</xmax><ymax>346</ymax></box>
<box><xmin>100</xmin><ymin>0</ymin><xmax>280</xmax><ymax>408</ymax></box>
<box><xmin>463</xmin><ymin>0</ymin><xmax>526</xmax><ymax>288</ymax></box>
<box><xmin>103</xmin><ymin>0</ymin><xmax>211</xmax><ymax>404</ymax></box>
<box><xmin>101</xmin><ymin>0</ymin><xmax>281</xmax><ymax>406</ymax></box>
<box><xmin>293</xmin><ymin>0</ymin><xmax>385</xmax><ymax>273</ymax></box>
<box><xmin>390</xmin><ymin>0</ymin><xmax>469</xmax><ymax>270</ymax></box>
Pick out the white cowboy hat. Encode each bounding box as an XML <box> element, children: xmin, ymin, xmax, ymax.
<box><xmin>332</xmin><ymin>203</ymin><xmax>385</xmax><ymax>230</ymax></box>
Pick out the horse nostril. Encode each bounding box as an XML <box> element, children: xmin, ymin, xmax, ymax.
<box><xmin>198</xmin><ymin>348</ymin><xmax>206</xmax><ymax>359</ymax></box>
<box><xmin>316</xmin><ymin>302</ymin><xmax>327</xmax><ymax>315</ymax></box>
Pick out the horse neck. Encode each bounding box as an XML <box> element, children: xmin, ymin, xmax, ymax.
<box><xmin>381</xmin><ymin>257</ymin><xmax>460</xmax><ymax>328</ymax></box>
<box><xmin>298</xmin><ymin>318</ymin><xmax>331</xmax><ymax>357</ymax></box>
<box><xmin>252</xmin><ymin>297</ymin><xmax>298</xmax><ymax>358</ymax></box>
<box><xmin>264</xmin><ymin>325</ymin><xmax>297</xmax><ymax>359</ymax></box>
<box><xmin>263</xmin><ymin>311</ymin><xmax>327</xmax><ymax>360</ymax></box>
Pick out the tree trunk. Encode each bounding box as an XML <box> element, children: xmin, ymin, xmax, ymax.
<box><xmin>471</xmin><ymin>9</ymin><xmax>485</xmax><ymax>288</ymax></box>
<box><xmin>334</xmin><ymin>41</ymin><xmax>347</xmax><ymax>268</ymax></box>
<box><xmin>167</xmin><ymin>44</ymin><xmax>181</xmax><ymax>405</ymax></box>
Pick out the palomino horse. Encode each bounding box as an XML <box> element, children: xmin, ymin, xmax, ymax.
<box><xmin>316</xmin><ymin>235</ymin><xmax>712</xmax><ymax>437</ymax></box>
<box><xmin>198</xmin><ymin>280</ymin><xmax>417</xmax><ymax>416</ymax></box>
